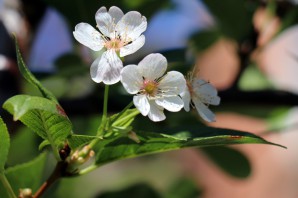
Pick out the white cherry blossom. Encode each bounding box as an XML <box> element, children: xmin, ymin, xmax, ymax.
<box><xmin>181</xmin><ymin>76</ymin><xmax>220</xmax><ymax>122</ymax></box>
<box><xmin>73</xmin><ymin>6</ymin><xmax>147</xmax><ymax>84</ymax></box>
<box><xmin>120</xmin><ymin>53</ymin><xmax>186</xmax><ymax>122</ymax></box>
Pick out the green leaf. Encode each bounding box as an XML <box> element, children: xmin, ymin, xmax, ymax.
<box><xmin>201</xmin><ymin>146</ymin><xmax>251</xmax><ymax>178</ymax></box>
<box><xmin>0</xmin><ymin>117</ymin><xmax>10</xmax><ymax>173</ymax></box>
<box><xmin>0</xmin><ymin>153</ymin><xmax>47</xmax><ymax>195</ymax></box>
<box><xmin>94</xmin><ymin>127</ymin><xmax>285</xmax><ymax>166</ymax></box>
<box><xmin>165</xmin><ymin>178</ymin><xmax>202</xmax><ymax>198</ymax></box>
<box><xmin>39</xmin><ymin>140</ymin><xmax>50</xmax><ymax>151</ymax></box>
<box><xmin>37</xmin><ymin>77</ymin><xmax>68</xmax><ymax>99</ymax></box>
<box><xmin>97</xmin><ymin>183</ymin><xmax>161</xmax><ymax>198</ymax></box>
<box><xmin>14</xmin><ymin>36</ymin><xmax>58</xmax><ymax>103</ymax></box>
<box><xmin>266</xmin><ymin>107</ymin><xmax>291</xmax><ymax>132</ymax></box>
<box><xmin>3</xmin><ymin>95</ymin><xmax>72</xmax><ymax>156</ymax></box>
<box><xmin>6</xmin><ymin>127</ymin><xmax>39</xmax><ymax>166</ymax></box>
<box><xmin>68</xmin><ymin>135</ymin><xmax>99</xmax><ymax>149</ymax></box>
<box><xmin>238</xmin><ymin>64</ymin><xmax>274</xmax><ymax>91</ymax></box>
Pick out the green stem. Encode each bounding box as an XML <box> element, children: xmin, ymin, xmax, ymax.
<box><xmin>111</xmin><ymin>101</ymin><xmax>134</xmax><ymax>124</ymax></box>
<box><xmin>90</xmin><ymin>85</ymin><xmax>110</xmax><ymax>148</ymax></box>
<box><xmin>90</xmin><ymin>102</ymin><xmax>135</xmax><ymax>149</ymax></box>
<box><xmin>97</xmin><ymin>85</ymin><xmax>109</xmax><ymax>135</ymax></box>
<box><xmin>113</xmin><ymin>108</ymin><xmax>140</xmax><ymax>127</ymax></box>
<box><xmin>0</xmin><ymin>173</ymin><xmax>17</xmax><ymax>198</ymax></box>
<box><xmin>102</xmin><ymin>84</ymin><xmax>109</xmax><ymax>125</ymax></box>
<box><xmin>77</xmin><ymin>164</ymin><xmax>98</xmax><ymax>175</ymax></box>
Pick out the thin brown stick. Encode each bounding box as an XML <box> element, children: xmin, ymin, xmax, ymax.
<box><xmin>33</xmin><ymin>161</ymin><xmax>67</xmax><ymax>198</ymax></box>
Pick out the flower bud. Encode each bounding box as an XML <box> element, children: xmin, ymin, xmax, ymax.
<box><xmin>128</xmin><ymin>131</ymin><xmax>140</xmax><ymax>143</ymax></box>
<box><xmin>19</xmin><ymin>188</ymin><xmax>32</xmax><ymax>198</ymax></box>
<box><xmin>67</xmin><ymin>145</ymin><xmax>95</xmax><ymax>173</ymax></box>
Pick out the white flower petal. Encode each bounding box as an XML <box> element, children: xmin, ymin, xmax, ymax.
<box><xmin>193</xmin><ymin>79</ymin><xmax>220</xmax><ymax>105</ymax></box>
<box><xmin>120</xmin><ymin>35</ymin><xmax>145</xmax><ymax>57</ymax></box>
<box><xmin>90</xmin><ymin>50</ymin><xmax>123</xmax><ymax>84</ymax></box>
<box><xmin>205</xmin><ymin>95</ymin><xmax>220</xmax><ymax>106</ymax></box>
<box><xmin>129</xmin><ymin>17</ymin><xmax>147</xmax><ymax>40</ymax></box>
<box><xmin>108</xmin><ymin>6</ymin><xmax>124</xmax><ymax>24</ymax></box>
<box><xmin>159</xmin><ymin>71</ymin><xmax>186</xmax><ymax>95</ymax></box>
<box><xmin>193</xmin><ymin>97</ymin><xmax>216</xmax><ymax>122</ymax></box>
<box><xmin>180</xmin><ymin>88</ymin><xmax>191</xmax><ymax>112</ymax></box>
<box><xmin>73</xmin><ymin>23</ymin><xmax>104</xmax><ymax>51</ymax></box>
<box><xmin>120</xmin><ymin>65</ymin><xmax>143</xmax><ymax>94</ymax></box>
<box><xmin>133</xmin><ymin>95</ymin><xmax>150</xmax><ymax>116</ymax></box>
<box><xmin>193</xmin><ymin>79</ymin><xmax>217</xmax><ymax>95</ymax></box>
<box><xmin>138</xmin><ymin>53</ymin><xmax>167</xmax><ymax>80</ymax></box>
<box><xmin>90</xmin><ymin>55</ymin><xmax>102</xmax><ymax>82</ymax></box>
<box><xmin>116</xmin><ymin>11</ymin><xmax>147</xmax><ymax>40</ymax></box>
<box><xmin>102</xmin><ymin>50</ymin><xmax>123</xmax><ymax>84</ymax></box>
<box><xmin>148</xmin><ymin>101</ymin><xmax>166</xmax><ymax>122</ymax></box>
<box><xmin>95</xmin><ymin>6</ymin><xmax>115</xmax><ymax>38</ymax></box>
<box><xmin>155</xmin><ymin>96</ymin><xmax>184</xmax><ymax>112</ymax></box>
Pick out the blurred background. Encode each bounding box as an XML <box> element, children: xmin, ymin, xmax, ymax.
<box><xmin>1</xmin><ymin>0</ymin><xmax>298</xmax><ymax>197</ymax></box>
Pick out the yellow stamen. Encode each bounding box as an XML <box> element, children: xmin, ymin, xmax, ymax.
<box><xmin>141</xmin><ymin>79</ymin><xmax>158</xmax><ymax>96</ymax></box>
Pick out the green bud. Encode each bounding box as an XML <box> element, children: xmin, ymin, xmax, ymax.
<box><xmin>128</xmin><ymin>131</ymin><xmax>140</xmax><ymax>143</ymax></box>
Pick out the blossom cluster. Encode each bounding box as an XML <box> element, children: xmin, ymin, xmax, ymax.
<box><xmin>73</xmin><ymin>6</ymin><xmax>220</xmax><ymax>122</ymax></box>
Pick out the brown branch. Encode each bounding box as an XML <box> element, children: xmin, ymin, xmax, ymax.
<box><xmin>33</xmin><ymin>161</ymin><xmax>68</xmax><ymax>198</ymax></box>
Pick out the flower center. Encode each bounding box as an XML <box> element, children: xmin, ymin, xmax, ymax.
<box><xmin>105</xmin><ymin>38</ymin><xmax>125</xmax><ymax>51</ymax></box>
<box><xmin>141</xmin><ymin>79</ymin><xmax>159</xmax><ymax>96</ymax></box>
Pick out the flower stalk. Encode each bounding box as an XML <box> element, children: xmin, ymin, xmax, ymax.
<box><xmin>112</xmin><ymin>108</ymin><xmax>140</xmax><ymax>127</ymax></box>
<box><xmin>111</xmin><ymin>101</ymin><xmax>134</xmax><ymax>124</ymax></box>
<box><xmin>97</xmin><ymin>84</ymin><xmax>109</xmax><ymax>136</ymax></box>
<box><xmin>0</xmin><ymin>173</ymin><xmax>17</xmax><ymax>198</ymax></box>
